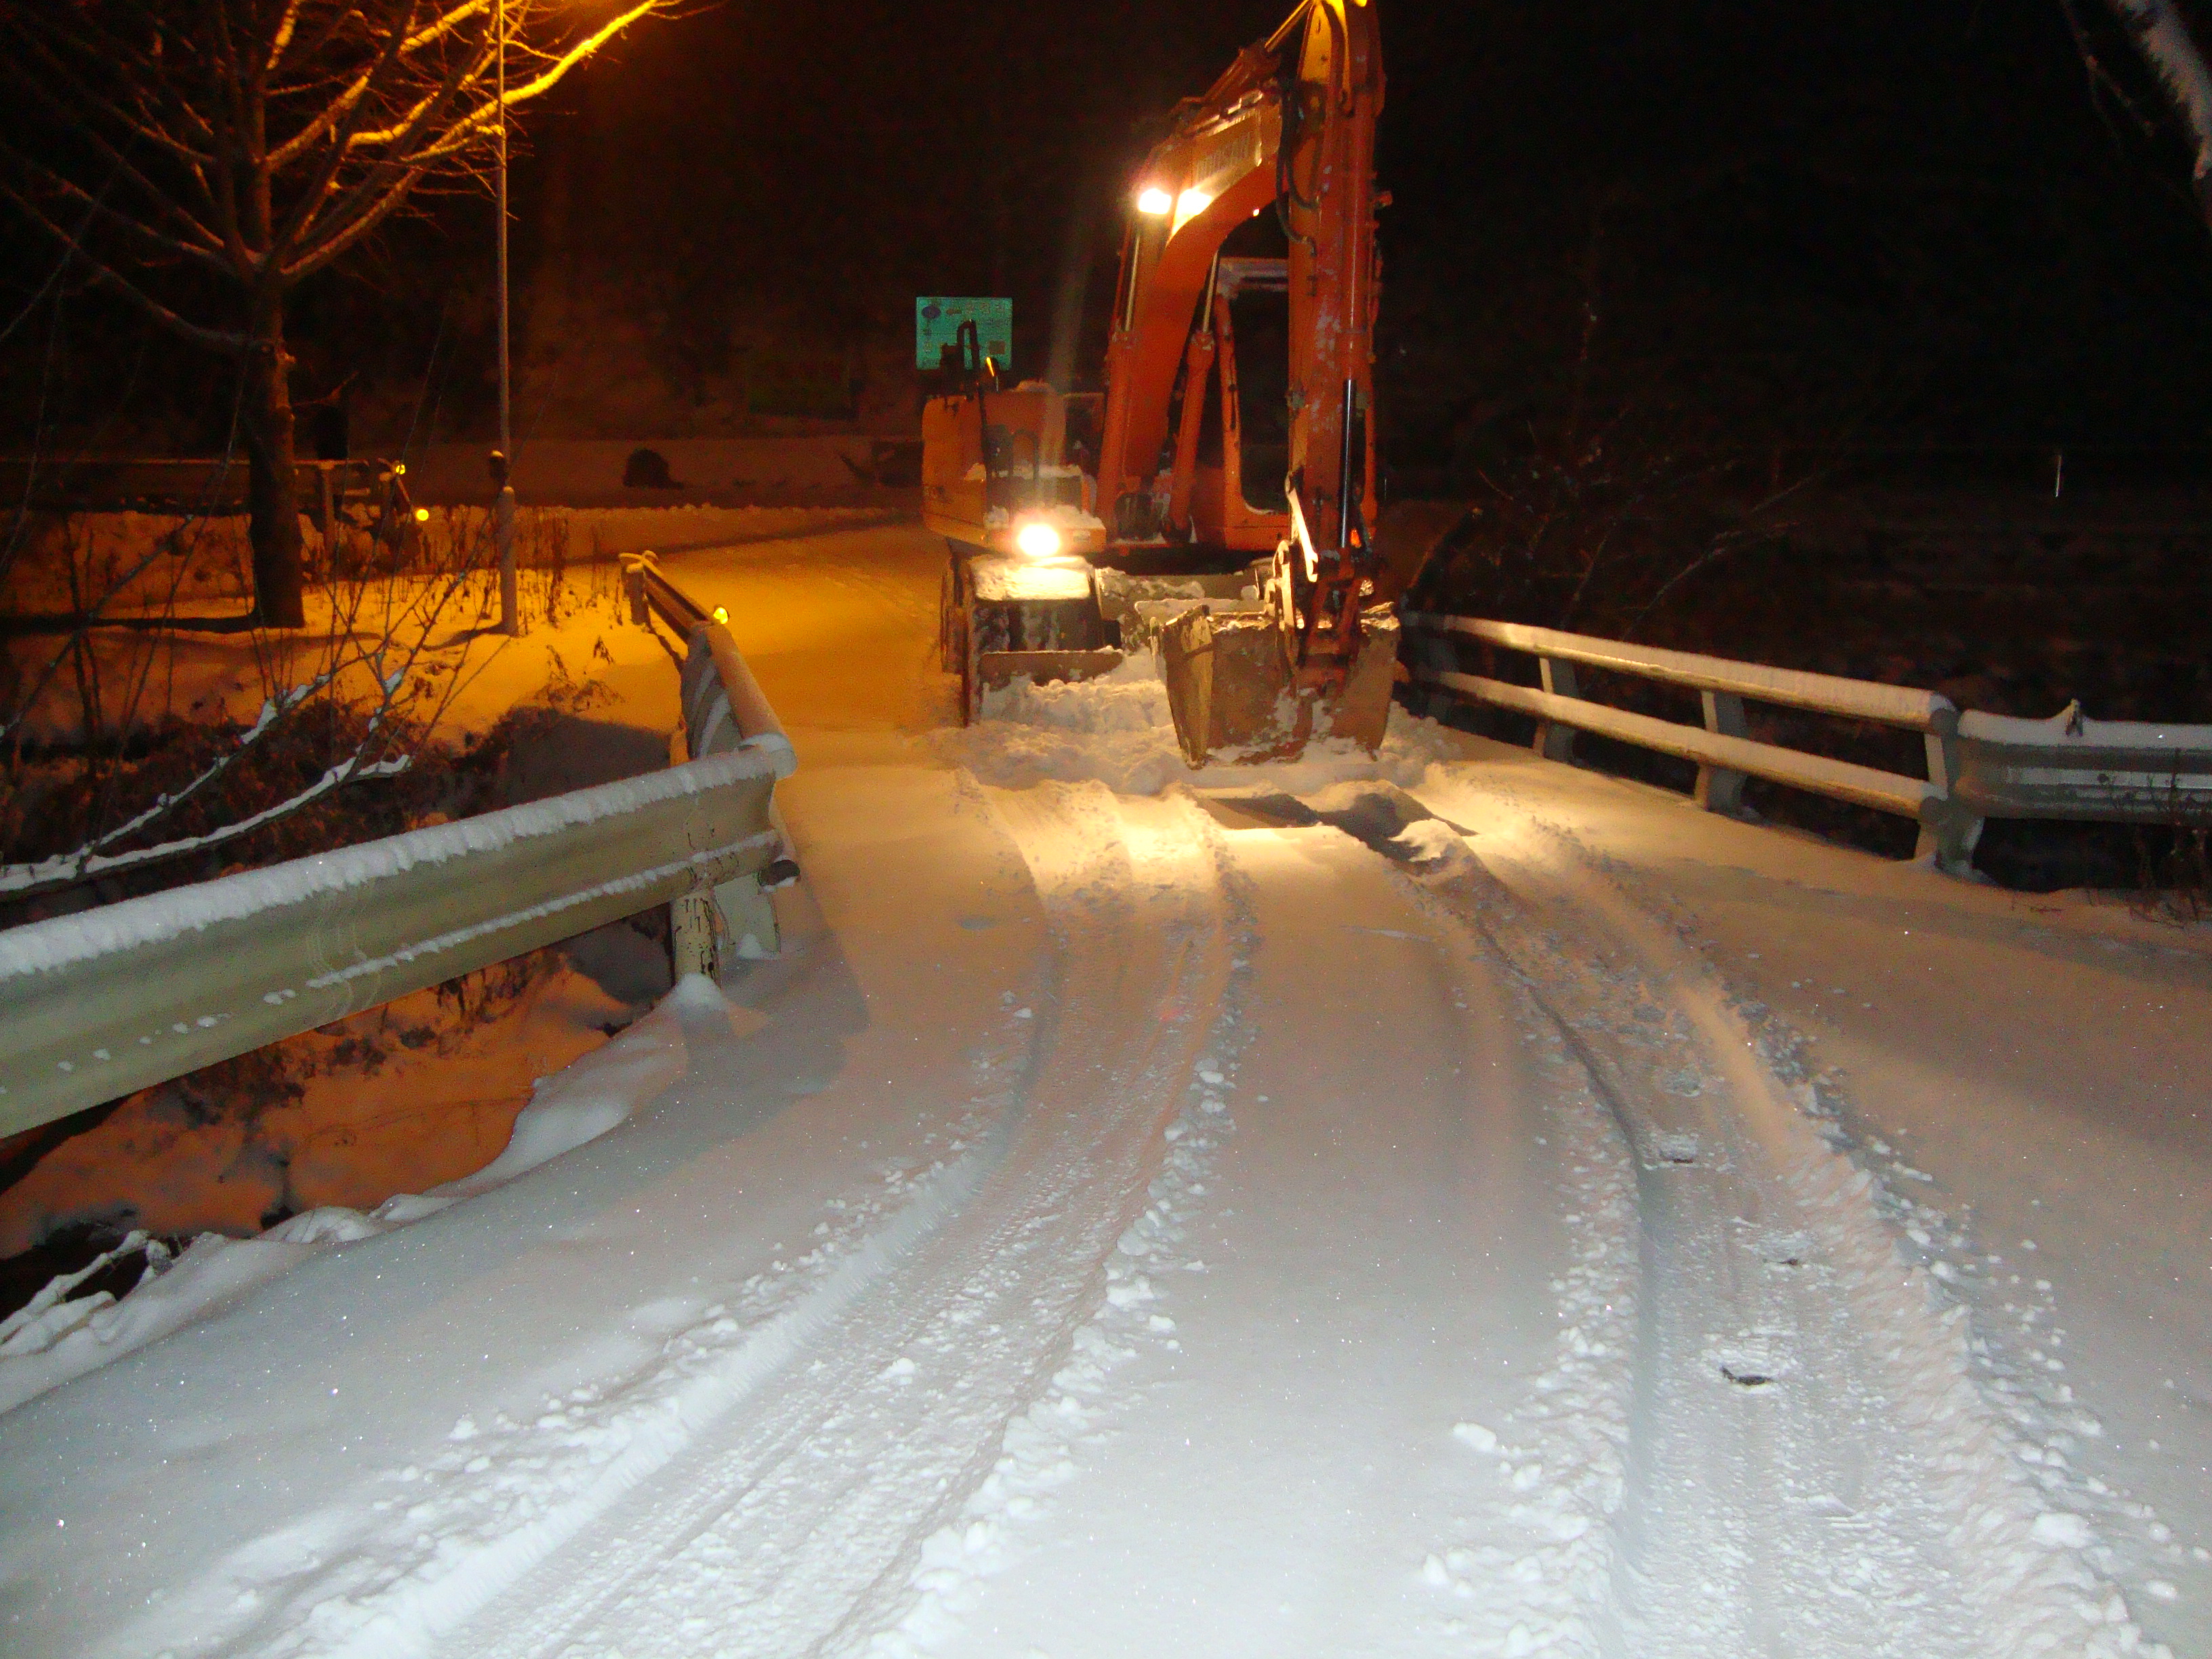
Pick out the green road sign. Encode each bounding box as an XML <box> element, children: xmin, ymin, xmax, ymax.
<box><xmin>916</xmin><ymin>297</ymin><xmax>1012</xmax><ymax>371</ymax></box>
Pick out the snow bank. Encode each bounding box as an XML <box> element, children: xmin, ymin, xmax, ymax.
<box><xmin>0</xmin><ymin>975</ymin><xmax>712</xmax><ymax>1416</ymax></box>
<box><xmin>0</xmin><ymin>1220</ymin><xmax>361</xmax><ymax>1415</ymax></box>
<box><xmin>432</xmin><ymin>972</ymin><xmax>710</xmax><ymax>1197</ymax></box>
<box><xmin>1959</xmin><ymin>702</ymin><xmax>2212</xmax><ymax>753</ymax></box>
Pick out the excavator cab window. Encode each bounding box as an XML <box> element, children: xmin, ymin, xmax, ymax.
<box><xmin>1229</xmin><ymin>284</ymin><xmax>1290</xmax><ymax>513</ymax></box>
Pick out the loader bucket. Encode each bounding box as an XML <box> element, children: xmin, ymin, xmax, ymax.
<box><xmin>1160</xmin><ymin>608</ymin><xmax>1400</xmax><ymax>767</ymax></box>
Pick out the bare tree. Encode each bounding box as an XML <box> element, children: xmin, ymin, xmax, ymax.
<box><xmin>0</xmin><ymin>0</ymin><xmax>668</xmax><ymax>627</ymax></box>
<box><xmin>2077</xmin><ymin>0</ymin><xmax>2212</xmax><ymax>223</ymax></box>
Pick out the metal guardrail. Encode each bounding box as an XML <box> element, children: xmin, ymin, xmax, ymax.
<box><xmin>625</xmin><ymin>554</ymin><xmax>800</xmax><ymax>968</ymax></box>
<box><xmin>1954</xmin><ymin>706</ymin><xmax>2212</xmax><ymax>826</ymax></box>
<box><xmin>1401</xmin><ymin>611</ymin><xmax>2212</xmax><ymax>869</ymax></box>
<box><xmin>0</xmin><ymin>566</ymin><xmax>793</xmax><ymax>1139</ymax></box>
<box><xmin>626</xmin><ymin>556</ymin><xmax>792</xmax><ymax>767</ymax></box>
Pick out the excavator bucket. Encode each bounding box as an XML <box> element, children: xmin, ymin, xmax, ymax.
<box><xmin>1160</xmin><ymin>607</ymin><xmax>1400</xmax><ymax>766</ymax></box>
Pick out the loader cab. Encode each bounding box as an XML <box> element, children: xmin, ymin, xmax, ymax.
<box><xmin>919</xmin><ymin>321</ymin><xmax>1107</xmax><ymax>562</ymax></box>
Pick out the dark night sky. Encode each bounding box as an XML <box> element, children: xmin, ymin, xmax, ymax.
<box><xmin>538</xmin><ymin>0</ymin><xmax>2212</xmax><ymax>452</ymax></box>
<box><xmin>9</xmin><ymin>0</ymin><xmax>2212</xmax><ymax>460</ymax></box>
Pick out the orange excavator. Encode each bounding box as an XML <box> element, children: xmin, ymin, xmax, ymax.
<box><xmin>924</xmin><ymin>0</ymin><xmax>1399</xmax><ymax>764</ymax></box>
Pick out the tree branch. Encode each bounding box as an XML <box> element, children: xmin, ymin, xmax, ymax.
<box><xmin>348</xmin><ymin>0</ymin><xmax>663</xmax><ymax>147</ymax></box>
<box><xmin>266</xmin><ymin>5</ymin><xmax>426</xmax><ymax>266</ymax></box>
<box><xmin>266</xmin><ymin>0</ymin><xmax>491</xmax><ymax>167</ymax></box>
<box><xmin>0</xmin><ymin>753</ymin><xmax>412</xmax><ymax>901</ymax></box>
<box><xmin>0</xmin><ymin>179</ymin><xmax>249</xmax><ymax>352</ymax></box>
<box><xmin>4</xmin><ymin>17</ymin><xmax>217</xmax><ymax>167</ymax></box>
<box><xmin>0</xmin><ymin>130</ymin><xmax>228</xmax><ymax>269</ymax></box>
<box><xmin>2102</xmin><ymin>0</ymin><xmax>2212</xmax><ymax>223</ymax></box>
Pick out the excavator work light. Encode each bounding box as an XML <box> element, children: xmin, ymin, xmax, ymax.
<box><xmin>1174</xmin><ymin>187</ymin><xmax>1212</xmax><ymax>223</ymax></box>
<box><xmin>1136</xmin><ymin>186</ymin><xmax>1174</xmax><ymax>216</ymax></box>
<box><xmin>1015</xmin><ymin>520</ymin><xmax>1063</xmax><ymax>560</ymax></box>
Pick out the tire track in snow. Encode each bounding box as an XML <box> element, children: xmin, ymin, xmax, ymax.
<box><xmin>441</xmin><ymin>778</ymin><xmax>1244</xmax><ymax>1657</ymax></box>
<box><xmin>865</xmin><ymin>783</ymin><xmax>1262</xmax><ymax>1655</ymax></box>
<box><xmin>1397</xmin><ymin>926</ymin><xmax>1640</xmax><ymax>1656</ymax></box>
<box><xmin>1393</xmin><ymin>782</ymin><xmax>2173</xmax><ymax>1658</ymax></box>
<box><xmin>115</xmin><ymin>968</ymin><xmax>1026</xmax><ymax>1659</ymax></box>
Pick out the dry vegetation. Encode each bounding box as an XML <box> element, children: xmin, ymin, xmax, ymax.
<box><xmin>2</xmin><ymin>502</ymin><xmax>625</xmax><ymax>924</ymax></box>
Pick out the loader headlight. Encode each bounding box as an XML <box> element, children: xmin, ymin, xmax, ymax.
<box><xmin>1015</xmin><ymin>520</ymin><xmax>1063</xmax><ymax>560</ymax></box>
<box><xmin>1136</xmin><ymin>186</ymin><xmax>1174</xmax><ymax>216</ymax></box>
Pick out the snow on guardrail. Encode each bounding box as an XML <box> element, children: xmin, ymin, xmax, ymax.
<box><xmin>1400</xmin><ymin>612</ymin><xmax>1958</xmax><ymax>733</ymax></box>
<box><xmin>626</xmin><ymin>551</ymin><xmax>802</xmax><ymax>969</ymax></box>
<box><xmin>1401</xmin><ymin>611</ymin><xmax>2212</xmax><ymax>870</ymax></box>
<box><xmin>0</xmin><ymin>580</ymin><xmax>794</xmax><ymax>1139</ymax></box>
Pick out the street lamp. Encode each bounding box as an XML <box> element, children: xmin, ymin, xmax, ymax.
<box><xmin>494</xmin><ymin>0</ymin><xmax>518</xmax><ymax>636</ymax></box>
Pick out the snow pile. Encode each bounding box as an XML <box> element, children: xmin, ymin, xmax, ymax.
<box><xmin>938</xmin><ymin>650</ymin><xmax>1459</xmax><ymax>796</ymax></box>
<box><xmin>0</xmin><ymin>975</ymin><xmax>711</xmax><ymax>1416</ymax></box>
<box><xmin>979</xmin><ymin>652</ymin><xmax>1170</xmax><ymax>734</ymax></box>
<box><xmin>431</xmin><ymin>972</ymin><xmax>710</xmax><ymax>1198</ymax></box>
<box><xmin>0</xmin><ymin>1216</ymin><xmax>369</xmax><ymax>1416</ymax></box>
<box><xmin>0</xmin><ymin>1231</ymin><xmax>169</xmax><ymax>1356</ymax></box>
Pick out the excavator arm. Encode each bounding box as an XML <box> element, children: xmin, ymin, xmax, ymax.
<box><xmin>1098</xmin><ymin>0</ymin><xmax>1383</xmax><ymax>653</ymax></box>
<box><xmin>1100</xmin><ymin>1</ymin><xmax>1395</xmax><ymax>760</ymax></box>
<box><xmin>919</xmin><ymin>0</ymin><xmax>1395</xmax><ymax>759</ymax></box>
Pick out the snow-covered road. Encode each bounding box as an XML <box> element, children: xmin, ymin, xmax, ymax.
<box><xmin>1</xmin><ymin>523</ymin><xmax>2206</xmax><ymax>1657</ymax></box>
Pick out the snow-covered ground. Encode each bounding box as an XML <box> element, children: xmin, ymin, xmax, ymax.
<box><xmin>0</xmin><ymin>520</ymin><xmax>2206</xmax><ymax>1657</ymax></box>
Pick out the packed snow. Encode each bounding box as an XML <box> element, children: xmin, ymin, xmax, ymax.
<box><xmin>0</xmin><ymin>519</ymin><xmax>2205</xmax><ymax>1657</ymax></box>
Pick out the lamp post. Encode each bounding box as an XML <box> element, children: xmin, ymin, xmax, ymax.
<box><xmin>494</xmin><ymin>0</ymin><xmax>518</xmax><ymax>636</ymax></box>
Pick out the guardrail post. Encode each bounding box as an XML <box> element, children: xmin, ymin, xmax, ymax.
<box><xmin>622</xmin><ymin>555</ymin><xmax>650</xmax><ymax>626</ymax></box>
<box><xmin>1914</xmin><ymin>720</ymin><xmax>1982</xmax><ymax>873</ymax></box>
<box><xmin>671</xmin><ymin>891</ymin><xmax>720</xmax><ymax>979</ymax></box>
<box><xmin>665</xmin><ymin>642</ymin><xmax>792</xmax><ymax>971</ymax></box>
<box><xmin>1534</xmin><ymin>656</ymin><xmax>1579</xmax><ymax>762</ymax></box>
<box><xmin>1695</xmin><ymin>690</ymin><xmax>1748</xmax><ymax>815</ymax></box>
<box><xmin>1404</xmin><ymin>627</ymin><xmax>1455</xmax><ymax>720</ymax></box>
